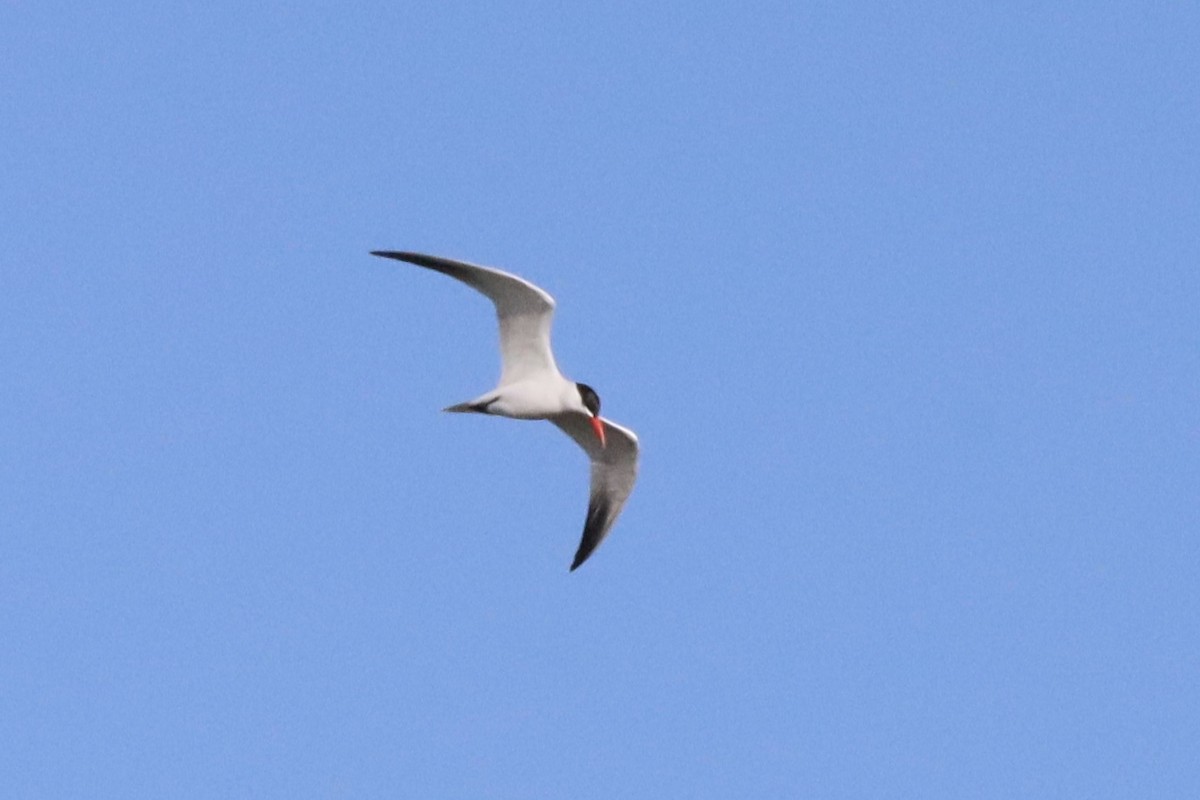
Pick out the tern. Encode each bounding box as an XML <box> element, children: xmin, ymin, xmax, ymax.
<box><xmin>370</xmin><ymin>251</ymin><xmax>640</xmax><ymax>571</ymax></box>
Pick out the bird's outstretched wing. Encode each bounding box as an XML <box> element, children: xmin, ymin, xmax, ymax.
<box><xmin>371</xmin><ymin>251</ymin><xmax>559</xmax><ymax>385</ymax></box>
<box><xmin>552</xmin><ymin>415</ymin><xmax>640</xmax><ymax>571</ymax></box>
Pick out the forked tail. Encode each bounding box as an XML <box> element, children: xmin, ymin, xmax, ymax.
<box><xmin>443</xmin><ymin>397</ymin><xmax>497</xmax><ymax>414</ymax></box>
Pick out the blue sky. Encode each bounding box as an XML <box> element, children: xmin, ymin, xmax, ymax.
<box><xmin>3</xmin><ymin>2</ymin><xmax>1198</xmax><ymax>797</ymax></box>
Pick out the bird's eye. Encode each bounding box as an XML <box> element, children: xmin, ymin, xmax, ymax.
<box><xmin>576</xmin><ymin>382</ymin><xmax>601</xmax><ymax>416</ymax></box>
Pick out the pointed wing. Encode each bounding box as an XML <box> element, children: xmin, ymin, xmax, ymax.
<box><xmin>552</xmin><ymin>414</ymin><xmax>640</xmax><ymax>571</ymax></box>
<box><xmin>371</xmin><ymin>251</ymin><xmax>559</xmax><ymax>385</ymax></box>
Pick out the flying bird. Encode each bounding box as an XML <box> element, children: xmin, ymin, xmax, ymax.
<box><xmin>370</xmin><ymin>251</ymin><xmax>639</xmax><ymax>571</ymax></box>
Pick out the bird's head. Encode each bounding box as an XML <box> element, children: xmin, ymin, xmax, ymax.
<box><xmin>575</xmin><ymin>382</ymin><xmax>606</xmax><ymax>448</ymax></box>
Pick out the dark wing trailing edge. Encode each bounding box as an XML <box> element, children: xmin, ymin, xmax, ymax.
<box><xmin>552</xmin><ymin>415</ymin><xmax>640</xmax><ymax>571</ymax></box>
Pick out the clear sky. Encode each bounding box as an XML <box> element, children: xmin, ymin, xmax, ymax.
<box><xmin>3</xmin><ymin>2</ymin><xmax>1198</xmax><ymax>797</ymax></box>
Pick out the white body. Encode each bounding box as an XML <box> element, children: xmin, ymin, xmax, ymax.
<box><xmin>457</xmin><ymin>377</ymin><xmax>583</xmax><ymax>420</ymax></box>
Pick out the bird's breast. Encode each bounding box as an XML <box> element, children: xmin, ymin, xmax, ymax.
<box><xmin>489</xmin><ymin>378</ymin><xmax>573</xmax><ymax>420</ymax></box>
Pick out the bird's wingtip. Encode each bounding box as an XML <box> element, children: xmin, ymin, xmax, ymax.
<box><xmin>371</xmin><ymin>250</ymin><xmax>430</xmax><ymax>266</ymax></box>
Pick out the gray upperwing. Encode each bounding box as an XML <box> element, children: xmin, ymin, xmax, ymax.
<box><xmin>552</xmin><ymin>414</ymin><xmax>640</xmax><ymax>571</ymax></box>
<box><xmin>371</xmin><ymin>251</ymin><xmax>559</xmax><ymax>385</ymax></box>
